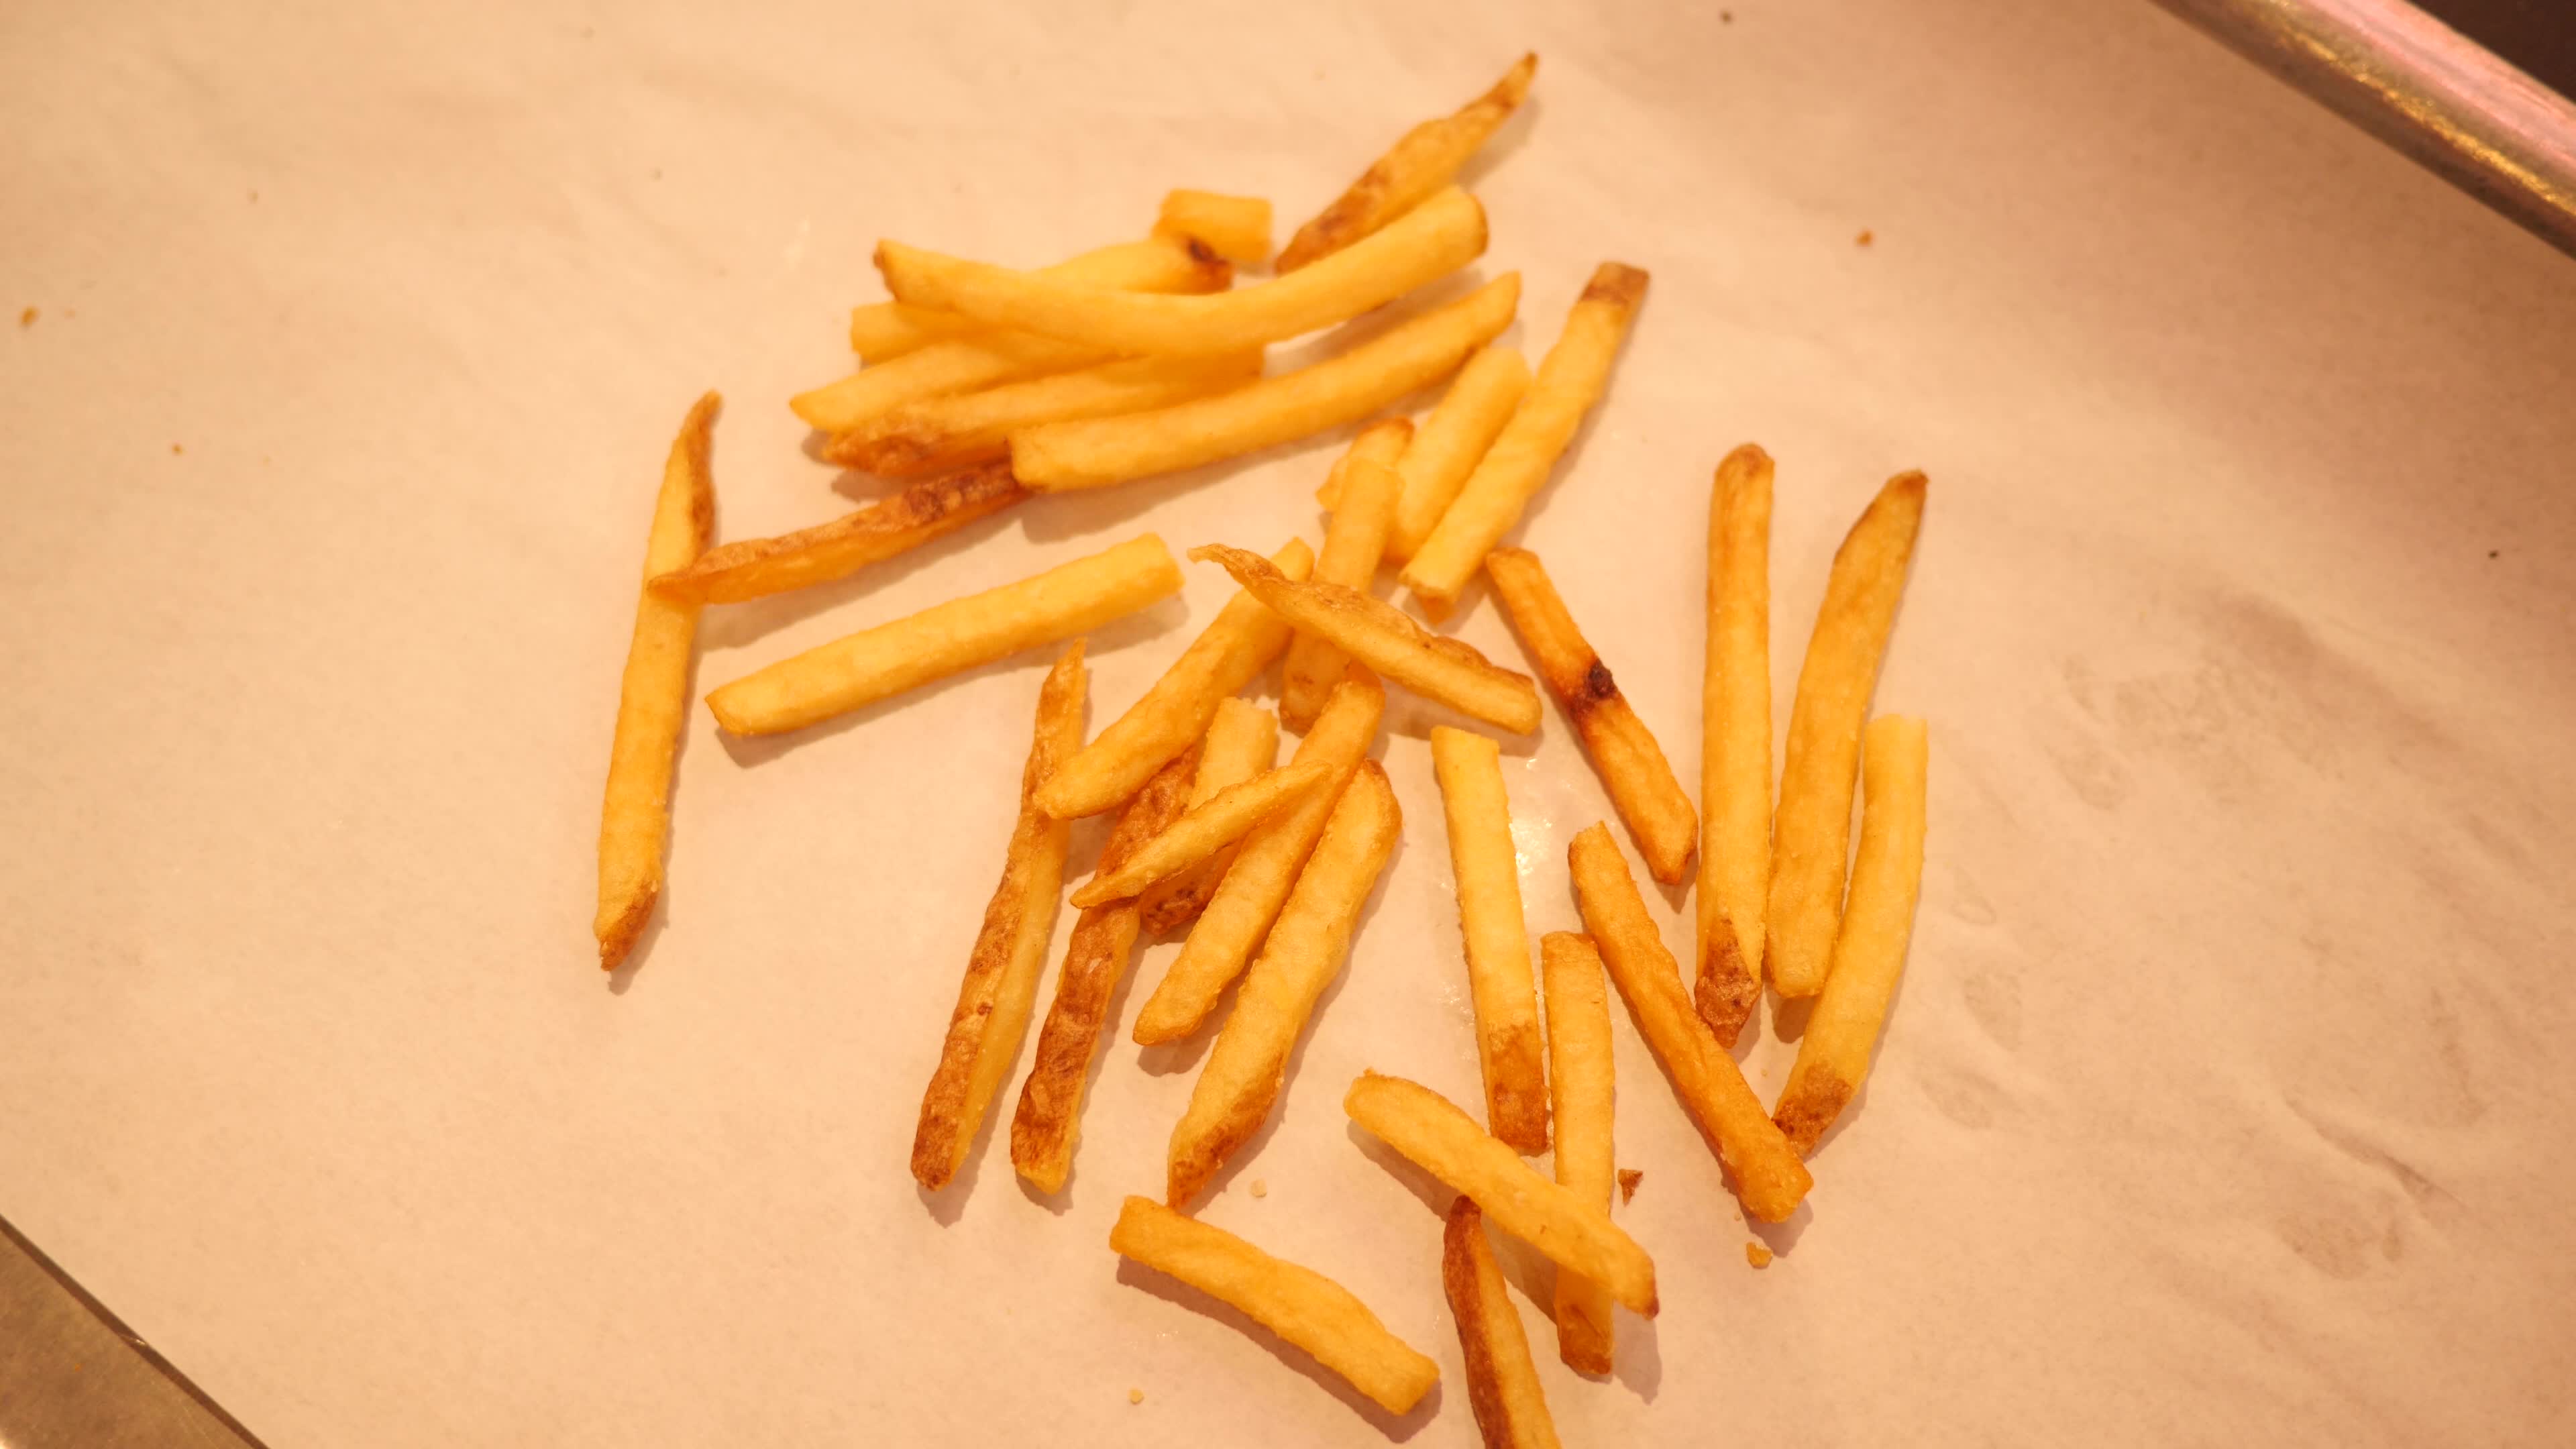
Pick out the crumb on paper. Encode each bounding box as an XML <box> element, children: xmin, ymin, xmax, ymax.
<box><xmin>1721</xmin><ymin>9</ymin><xmax>1734</xmax><ymax>21</ymax></box>
<box><xmin>1250</xmin><ymin>1179</ymin><xmax>1268</xmax><ymax>1198</ymax></box>
<box><xmin>1746</xmin><ymin>1241</ymin><xmax>1772</xmax><ymax>1269</ymax></box>
<box><xmin>18</xmin><ymin>307</ymin><xmax>33</xmax><ymax>327</ymax></box>
<box><xmin>170</xmin><ymin>443</ymin><xmax>184</xmax><ymax>455</ymax></box>
<box><xmin>2488</xmin><ymin>549</ymin><xmax>2500</xmax><ymax>559</ymax></box>
<box><xmin>1856</xmin><ymin>229</ymin><xmax>1874</xmax><ymax>247</ymax></box>
<box><xmin>1617</xmin><ymin>1168</ymin><xmax>1642</xmax><ymax>1203</ymax></box>
<box><xmin>1128</xmin><ymin>1388</ymin><xmax>1144</xmax><ymax>1405</ymax></box>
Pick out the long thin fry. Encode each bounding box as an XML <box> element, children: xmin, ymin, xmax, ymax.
<box><xmin>1385</xmin><ymin>345</ymin><xmax>1531</xmax><ymax>561</ymax></box>
<box><xmin>1444</xmin><ymin>1199</ymin><xmax>1564</xmax><ymax>1449</ymax></box>
<box><xmin>824</xmin><ymin>352</ymin><xmax>1261</xmax><ymax>478</ymax></box>
<box><xmin>596</xmin><ymin>392</ymin><xmax>719</xmax><ymax>970</ymax></box>
<box><xmin>1072</xmin><ymin>759</ymin><xmax>1334</xmax><ymax>908</ymax></box>
<box><xmin>1153</xmin><ymin>189</ymin><xmax>1274</xmax><ymax>265</ymax></box>
<box><xmin>1774</xmin><ymin>716</ymin><xmax>1928</xmax><ymax>1156</ymax></box>
<box><xmin>1697</xmin><ymin>445</ymin><xmax>1773</xmax><ymax>1039</ymax></box>
<box><xmin>1540</xmin><ymin>932</ymin><xmax>1616</xmax><ymax>1375</ymax></box>
<box><xmin>1429</xmin><ymin>727</ymin><xmax>1549</xmax><ymax>1153</ymax></box>
<box><xmin>1568</xmin><ymin>824</ymin><xmax>1811</xmax><ymax>1222</ymax></box>
<box><xmin>1279</xmin><ymin>53</ymin><xmax>1538</xmax><ymax>272</ymax></box>
<box><xmin>849</xmin><ymin>234</ymin><xmax>1229</xmax><ymax>363</ymax></box>
<box><xmin>791</xmin><ymin>328</ymin><xmax>1106</xmax><ymax>436</ymax></box>
<box><xmin>909</xmin><ymin>644</ymin><xmax>1085</xmax><ymax>1189</ymax></box>
<box><xmin>1766</xmin><ymin>471</ymin><xmax>1927</xmax><ymax>996</ymax></box>
<box><xmin>1281</xmin><ymin>423</ymin><xmax>1409</xmax><ymax>731</ymax></box>
<box><xmin>1138</xmin><ymin>700</ymin><xmax>1279</xmax><ymax>937</ymax></box>
<box><xmin>705</xmin><ymin>535</ymin><xmax>1181</xmax><ymax>737</ymax></box>
<box><xmin>649</xmin><ymin>465</ymin><xmax>1024</xmax><ymax>606</ymax></box>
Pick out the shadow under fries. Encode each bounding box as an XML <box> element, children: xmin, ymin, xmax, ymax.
<box><xmin>691</xmin><ymin>494</ymin><xmax>1026</xmax><ymax>653</ymax></box>
<box><xmin>1454</xmin><ymin>92</ymin><xmax>1541</xmax><ymax>191</ymax></box>
<box><xmin>1114</xmin><ymin>1257</ymin><xmax>1444</xmax><ymax>1442</ymax></box>
<box><xmin>1613</xmin><ymin>1309</ymin><xmax>1663</xmax><ymax>1401</ymax></box>
<box><xmin>1346</xmin><ymin>1122</ymin><xmax>1453</xmax><ymax>1221</ymax></box>
<box><xmin>604</xmin><ymin>623</ymin><xmax>714</xmax><ymax>995</ymax></box>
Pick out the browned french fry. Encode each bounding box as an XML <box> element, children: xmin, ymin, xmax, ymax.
<box><xmin>1278</xmin><ymin>53</ymin><xmax>1538</xmax><ymax>272</ymax></box>
<box><xmin>909</xmin><ymin>643</ymin><xmax>1085</xmax><ymax>1189</ymax></box>
<box><xmin>849</xmin><ymin>234</ymin><xmax>1229</xmax><ymax>363</ymax></box>
<box><xmin>1072</xmin><ymin>759</ymin><xmax>1334</xmax><ymax>908</ymax></box>
<box><xmin>1281</xmin><ymin>422</ymin><xmax>1410</xmax><ymax>731</ymax></box>
<box><xmin>1010</xmin><ymin>749</ymin><xmax>1199</xmax><ymax>1195</ymax></box>
<box><xmin>1444</xmin><ymin>1199</ymin><xmax>1564</xmax><ymax>1449</ymax></box>
<box><xmin>649</xmin><ymin>465</ymin><xmax>1025</xmax><ymax>606</ymax></box>
<box><xmin>1698</xmin><ymin>445</ymin><xmax>1773</xmax><ymax>1040</ymax></box>
<box><xmin>1152</xmin><ymin>189</ymin><xmax>1275</xmax><ymax>265</ymax></box>
<box><xmin>1385</xmin><ymin>345</ymin><xmax>1531</xmax><ymax>561</ymax></box>
<box><xmin>1540</xmin><ymin>932</ymin><xmax>1616</xmax><ymax>1374</ymax></box>
<box><xmin>823</xmin><ymin>352</ymin><xmax>1261</xmax><ymax>478</ymax></box>
<box><xmin>1428</xmin><ymin>727</ymin><xmax>1548</xmax><ymax>1152</ymax></box>
<box><xmin>1138</xmin><ymin>699</ymin><xmax>1279</xmax><ymax>937</ymax></box>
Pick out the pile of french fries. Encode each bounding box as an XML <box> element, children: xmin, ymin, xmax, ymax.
<box><xmin>591</xmin><ymin>52</ymin><xmax>1933</xmax><ymax>1441</ymax></box>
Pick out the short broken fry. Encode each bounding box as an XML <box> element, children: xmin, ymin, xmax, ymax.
<box><xmin>1385</xmin><ymin>344</ymin><xmax>1531</xmax><ymax>561</ymax></box>
<box><xmin>1697</xmin><ymin>445</ymin><xmax>1774</xmax><ymax>1042</ymax></box>
<box><xmin>1444</xmin><ymin>1199</ymin><xmax>1564</xmax><ymax>1449</ymax></box>
<box><xmin>1073</xmin><ymin>759</ymin><xmax>1335</xmax><ymax>908</ymax></box>
<box><xmin>1279</xmin><ymin>52</ymin><xmax>1538</xmax><ymax>272</ymax></box>
<box><xmin>825</xmin><ymin>352</ymin><xmax>1261</xmax><ymax>478</ymax></box>
<box><xmin>1540</xmin><ymin>932</ymin><xmax>1616</xmax><ymax>1375</ymax></box>
<box><xmin>850</xmin><ymin>233</ymin><xmax>1230</xmax><ymax>363</ymax></box>
<box><xmin>1281</xmin><ymin>422</ymin><xmax>1409</xmax><ymax>730</ymax></box>
<box><xmin>650</xmin><ymin>464</ymin><xmax>1025</xmax><ymax>606</ymax></box>
<box><xmin>1154</xmin><ymin>189</ymin><xmax>1274</xmax><ymax>265</ymax></box>
<box><xmin>1138</xmin><ymin>699</ymin><xmax>1279</xmax><ymax>936</ymax></box>
<box><xmin>1429</xmin><ymin>727</ymin><xmax>1548</xmax><ymax>1152</ymax></box>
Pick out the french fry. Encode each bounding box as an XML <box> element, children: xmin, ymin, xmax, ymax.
<box><xmin>823</xmin><ymin>352</ymin><xmax>1262</xmax><ymax>478</ymax></box>
<box><xmin>1308</xmin><ymin>413</ymin><xmax>1411</xmax><ymax>512</ymax></box>
<box><xmin>1402</xmin><ymin>263</ymin><xmax>1649</xmax><ymax>614</ymax></box>
<box><xmin>1110</xmin><ymin>1196</ymin><xmax>1440</xmax><ymax>1415</ymax></box>
<box><xmin>1344</xmin><ymin>1072</ymin><xmax>1657</xmax><ymax>1315</ymax></box>
<box><xmin>1279</xmin><ymin>53</ymin><xmax>1538</xmax><ymax>272</ymax></box>
<box><xmin>1428</xmin><ymin>727</ymin><xmax>1548</xmax><ymax>1152</ymax></box>
<box><xmin>1766</xmin><ymin>472</ymin><xmax>1927</xmax><ymax>997</ymax></box>
<box><xmin>1193</xmin><ymin>544</ymin><xmax>1541</xmax><ymax>733</ymax></box>
<box><xmin>1539</xmin><ymin>932</ymin><xmax>1616</xmax><ymax>1375</ymax></box>
<box><xmin>909</xmin><ymin>644</ymin><xmax>1085</xmax><ymax>1189</ymax></box>
<box><xmin>1774</xmin><ymin>716</ymin><xmax>1928</xmax><ymax>1156</ymax></box>
<box><xmin>1485</xmin><ymin>546</ymin><xmax>1698</xmax><ymax>888</ymax></box>
<box><xmin>649</xmin><ymin>464</ymin><xmax>1025</xmax><ymax>606</ymax></box>
<box><xmin>1072</xmin><ymin>759</ymin><xmax>1334</xmax><ymax>908</ymax></box>
<box><xmin>792</xmin><ymin>329</ymin><xmax>1102</xmax><ymax>436</ymax></box>
<box><xmin>1009</xmin><ymin>273</ymin><xmax>1519</xmax><ymax>491</ymax></box>
<box><xmin>849</xmin><ymin>234</ymin><xmax>1228</xmax><ymax>363</ymax></box>
<box><xmin>1138</xmin><ymin>700</ymin><xmax>1279</xmax><ymax>937</ymax></box>
<box><xmin>1154</xmin><ymin>189</ymin><xmax>1274</xmax><ymax>265</ymax></box>
<box><xmin>1037</xmin><ymin>539</ymin><xmax>1315</xmax><ymax>818</ymax></box>
<box><xmin>1567</xmin><ymin>824</ymin><xmax>1811</xmax><ymax>1222</ymax></box>
<box><xmin>1010</xmin><ymin>749</ymin><xmax>1199</xmax><ymax>1195</ymax></box>
<box><xmin>595</xmin><ymin>392</ymin><xmax>719</xmax><ymax>970</ymax></box>
<box><xmin>1444</xmin><ymin>1199</ymin><xmax>1564</xmax><ymax>1449</ymax></box>
<box><xmin>1385</xmin><ymin>345</ymin><xmax>1531</xmax><ymax>561</ymax></box>
<box><xmin>705</xmin><ymin>535</ymin><xmax>1181</xmax><ymax>737</ymax></box>
<box><xmin>1281</xmin><ymin>423</ymin><xmax>1409</xmax><ymax>731</ymax></box>
<box><xmin>1697</xmin><ymin>445</ymin><xmax>1773</xmax><ymax>1040</ymax></box>
<box><xmin>1134</xmin><ymin>670</ymin><xmax>1384</xmax><ymax>1044</ymax></box>
<box><xmin>880</xmin><ymin>188</ymin><xmax>1484</xmax><ymax>358</ymax></box>
<box><xmin>1167</xmin><ymin>763</ymin><xmax>1400</xmax><ymax>1206</ymax></box>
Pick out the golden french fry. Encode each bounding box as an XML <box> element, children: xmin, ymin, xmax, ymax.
<box><xmin>1766</xmin><ymin>472</ymin><xmax>1927</xmax><ymax>997</ymax></box>
<box><xmin>1485</xmin><ymin>546</ymin><xmax>1698</xmax><ymax>888</ymax></box>
<box><xmin>881</xmin><ymin>188</ymin><xmax>1483</xmax><ymax>358</ymax></box>
<box><xmin>1402</xmin><ymin>263</ymin><xmax>1649</xmax><ymax>614</ymax></box>
<box><xmin>1774</xmin><ymin>716</ymin><xmax>1929</xmax><ymax>1156</ymax></box>
<box><xmin>1346</xmin><ymin>1072</ymin><xmax>1656</xmax><ymax>1315</ymax></box>
<box><xmin>849</xmin><ymin>234</ymin><xmax>1228</xmax><ymax>363</ymax></box>
<box><xmin>792</xmin><ymin>329</ymin><xmax>1103</xmax><ymax>436</ymax></box>
<box><xmin>1309</xmin><ymin>413</ymin><xmax>1411</xmax><ymax>511</ymax></box>
<box><xmin>1568</xmin><ymin>824</ymin><xmax>1811</xmax><ymax>1222</ymax></box>
<box><xmin>706</xmin><ymin>535</ymin><xmax>1181</xmax><ymax>737</ymax></box>
<box><xmin>1167</xmin><ymin>763</ymin><xmax>1400</xmax><ymax>1207</ymax></box>
<box><xmin>1444</xmin><ymin>1199</ymin><xmax>1564</xmax><ymax>1449</ymax></box>
<box><xmin>1154</xmin><ymin>189</ymin><xmax>1274</xmax><ymax>265</ymax></box>
<box><xmin>1281</xmin><ymin>424</ymin><xmax>1409</xmax><ymax>731</ymax></box>
<box><xmin>1110</xmin><ymin>1196</ymin><xmax>1440</xmax><ymax>1415</ymax></box>
<box><xmin>1073</xmin><ymin>759</ymin><xmax>1334</xmax><ymax>908</ymax></box>
<box><xmin>824</xmin><ymin>352</ymin><xmax>1261</xmax><ymax>478</ymax></box>
<box><xmin>1037</xmin><ymin>539</ymin><xmax>1314</xmax><ymax>818</ymax></box>
<box><xmin>1009</xmin><ymin>273</ymin><xmax>1520</xmax><ymax>491</ymax></box>
<box><xmin>1539</xmin><ymin>932</ymin><xmax>1616</xmax><ymax>1375</ymax></box>
<box><xmin>596</xmin><ymin>392</ymin><xmax>719</xmax><ymax>970</ymax></box>
<box><xmin>1697</xmin><ymin>445</ymin><xmax>1773</xmax><ymax>1040</ymax></box>
<box><xmin>1010</xmin><ymin>749</ymin><xmax>1198</xmax><ymax>1195</ymax></box>
<box><xmin>909</xmin><ymin>644</ymin><xmax>1085</xmax><ymax>1189</ymax></box>
<box><xmin>1385</xmin><ymin>345</ymin><xmax>1532</xmax><ymax>561</ymax></box>
<box><xmin>1134</xmin><ymin>670</ymin><xmax>1385</xmax><ymax>1043</ymax></box>
<box><xmin>1138</xmin><ymin>699</ymin><xmax>1279</xmax><ymax>937</ymax></box>
<box><xmin>1428</xmin><ymin>727</ymin><xmax>1548</xmax><ymax>1152</ymax></box>
<box><xmin>1193</xmin><ymin>544</ymin><xmax>1541</xmax><ymax>733</ymax></box>
<box><xmin>650</xmin><ymin>464</ymin><xmax>1025</xmax><ymax>606</ymax></box>
<box><xmin>1279</xmin><ymin>53</ymin><xmax>1538</xmax><ymax>272</ymax></box>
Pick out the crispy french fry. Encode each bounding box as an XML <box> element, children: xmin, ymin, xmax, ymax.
<box><xmin>1167</xmin><ymin>763</ymin><xmax>1399</xmax><ymax>1206</ymax></box>
<box><xmin>596</xmin><ymin>392</ymin><xmax>719</xmax><ymax>970</ymax></box>
<box><xmin>1281</xmin><ymin>424</ymin><xmax>1409</xmax><ymax>731</ymax></box>
<box><xmin>1539</xmin><ymin>932</ymin><xmax>1616</xmax><ymax>1375</ymax></box>
<box><xmin>881</xmin><ymin>189</ymin><xmax>1483</xmax><ymax>358</ymax></box>
<box><xmin>1385</xmin><ymin>345</ymin><xmax>1531</xmax><ymax>561</ymax></box>
<box><xmin>1154</xmin><ymin>189</ymin><xmax>1274</xmax><ymax>265</ymax></box>
<box><xmin>1766</xmin><ymin>472</ymin><xmax>1927</xmax><ymax>997</ymax></box>
<box><xmin>824</xmin><ymin>352</ymin><xmax>1262</xmax><ymax>478</ymax></box>
<box><xmin>909</xmin><ymin>644</ymin><xmax>1085</xmax><ymax>1189</ymax></box>
<box><xmin>1697</xmin><ymin>445</ymin><xmax>1773</xmax><ymax>1040</ymax></box>
<box><xmin>1010</xmin><ymin>749</ymin><xmax>1198</xmax><ymax>1195</ymax></box>
<box><xmin>793</xmin><ymin>329</ymin><xmax>1103</xmax><ymax>436</ymax></box>
<box><xmin>1485</xmin><ymin>546</ymin><xmax>1698</xmax><ymax>888</ymax></box>
<box><xmin>1309</xmin><ymin>413</ymin><xmax>1411</xmax><ymax>511</ymax></box>
<box><xmin>1567</xmin><ymin>824</ymin><xmax>1811</xmax><ymax>1222</ymax></box>
<box><xmin>1110</xmin><ymin>1197</ymin><xmax>1440</xmax><ymax>1415</ymax></box>
<box><xmin>849</xmin><ymin>234</ymin><xmax>1228</xmax><ymax>363</ymax></box>
<box><xmin>1428</xmin><ymin>727</ymin><xmax>1548</xmax><ymax>1153</ymax></box>
<box><xmin>1073</xmin><ymin>759</ymin><xmax>1334</xmax><ymax>908</ymax></box>
<box><xmin>1345</xmin><ymin>1072</ymin><xmax>1656</xmax><ymax>1315</ymax></box>
<box><xmin>649</xmin><ymin>464</ymin><xmax>1025</xmax><ymax>606</ymax></box>
<box><xmin>1134</xmin><ymin>670</ymin><xmax>1385</xmax><ymax>1043</ymax></box>
<box><xmin>1774</xmin><ymin>716</ymin><xmax>1928</xmax><ymax>1156</ymax></box>
<box><xmin>1038</xmin><ymin>539</ymin><xmax>1314</xmax><ymax>818</ymax></box>
<box><xmin>1279</xmin><ymin>53</ymin><xmax>1538</xmax><ymax>272</ymax></box>
<box><xmin>1402</xmin><ymin>264</ymin><xmax>1649</xmax><ymax>614</ymax></box>
<box><xmin>706</xmin><ymin>535</ymin><xmax>1181</xmax><ymax>737</ymax></box>
<box><xmin>1193</xmin><ymin>544</ymin><xmax>1541</xmax><ymax>733</ymax></box>
<box><xmin>1138</xmin><ymin>699</ymin><xmax>1279</xmax><ymax>937</ymax></box>
<box><xmin>1444</xmin><ymin>1199</ymin><xmax>1564</xmax><ymax>1449</ymax></box>
<box><xmin>1009</xmin><ymin>273</ymin><xmax>1519</xmax><ymax>492</ymax></box>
